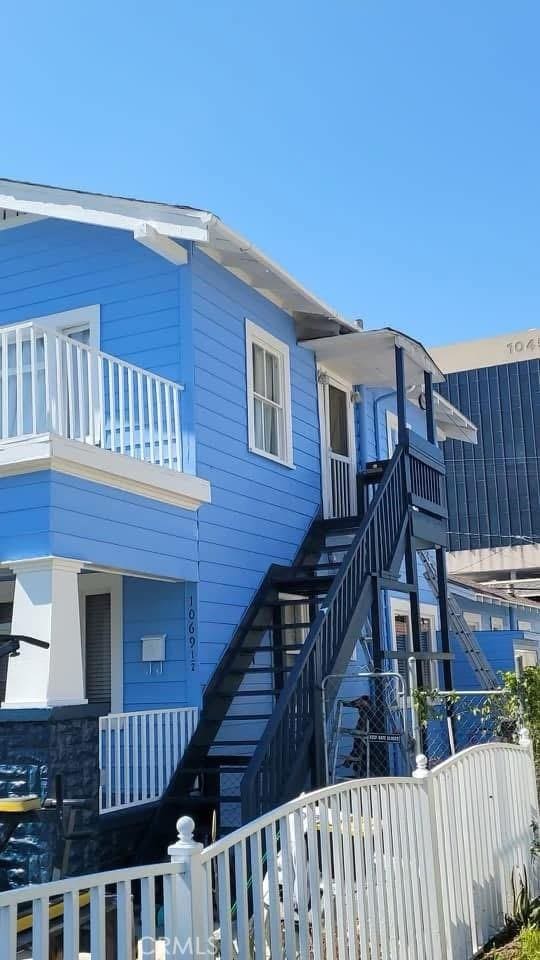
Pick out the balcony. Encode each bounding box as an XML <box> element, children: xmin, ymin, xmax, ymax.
<box><xmin>0</xmin><ymin>322</ymin><xmax>210</xmax><ymax>509</ymax></box>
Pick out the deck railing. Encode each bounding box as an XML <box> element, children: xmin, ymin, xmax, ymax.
<box><xmin>99</xmin><ymin>707</ymin><xmax>198</xmax><ymax>814</ymax></box>
<box><xmin>0</xmin><ymin>321</ymin><xmax>185</xmax><ymax>470</ymax></box>
<box><xmin>1</xmin><ymin>739</ymin><xmax>537</xmax><ymax>959</ymax></box>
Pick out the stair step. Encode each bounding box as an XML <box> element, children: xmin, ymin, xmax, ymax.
<box><xmin>220</xmin><ymin>713</ymin><xmax>272</xmax><ymax>721</ymax></box>
<box><xmin>205</xmin><ymin>740</ymin><xmax>260</xmax><ymax>747</ymax></box>
<box><xmin>216</xmin><ymin>689</ymin><xmax>279</xmax><ymax>697</ymax></box>
<box><xmin>247</xmin><ymin>623</ymin><xmax>312</xmax><ymax>633</ymax></box>
<box><xmin>272</xmin><ymin>578</ymin><xmax>332</xmax><ymax>593</ymax></box>
<box><xmin>230</xmin><ymin>665</ymin><xmax>293</xmax><ymax>675</ymax></box>
<box><xmin>241</xmin><ymin>643</ymin><xmax>306</xmax><ymax>653</ymax></box>
<box><xmin>261</xmin><ymin>599</ymin><xmax>321</xmax><ymax>608</ymax></box>
<box><xmin>318</xmin><ymin>517</ymin><xmax>360</xmax><ymax>532</ymax></box>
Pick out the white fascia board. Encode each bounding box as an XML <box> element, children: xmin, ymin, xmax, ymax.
<box><xmin>0</xmin><ymin>435</ymin><xmax>211</xmax><ymax>510</ymax></box>
<box><xmin>208</xmin><ymin>217</ymin><xmax>357</xmax><ymax>330</ymax></box>
<box><xmin>134</xmin><ymin>224</ymin><xmax>188</xmax><ymax>265</ymax></box>
<box><xmin>0</xmin><ymin>181</ymin><xmax>210</xmax><ymax>242</ymax></box>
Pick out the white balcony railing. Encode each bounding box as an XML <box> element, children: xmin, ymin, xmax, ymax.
<box><xmin>99</xmin><ymin>707</ymin><xmax>199</xmax><ymax>813</ymax></box>
<box><xmin>0</xmin><ymin>322</ymin><xmax>184</xmax><ymax>470</ymax></box>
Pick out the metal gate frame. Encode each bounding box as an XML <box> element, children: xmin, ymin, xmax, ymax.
<box><xmin>321</xmin><ymin>670</ymin><xmax>409</xmax><ymax>783</ymax></box>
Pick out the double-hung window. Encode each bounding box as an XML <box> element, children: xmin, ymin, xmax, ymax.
<box><xmin>245</xmin><ymin>320</ymin><xmax>293</xmax><ymax>466</ymax></box>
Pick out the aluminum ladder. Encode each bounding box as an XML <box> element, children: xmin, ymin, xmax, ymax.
<box><xmin>419</xmin><ymin>551</ymin><xmax>499</xmax><ymax>689</ymax></box>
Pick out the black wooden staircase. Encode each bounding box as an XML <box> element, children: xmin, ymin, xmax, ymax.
<box><xmin>137</xmin><ymin>437</ymin><xmax>448</xmax><ymax>858</ymax></box>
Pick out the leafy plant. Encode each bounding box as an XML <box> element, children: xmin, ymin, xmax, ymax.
<box><xmin>501</xmin><ymin>667</ymin><xmax>540</xmax><ymax>766</ymax></box>
<box><xmin>506</xmin><ymin>867</ymin><xmax>540</xmax><ymax>933</ymax></box>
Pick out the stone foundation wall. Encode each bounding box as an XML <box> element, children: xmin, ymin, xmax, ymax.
<box><xmin>0</xmin><ymin>707</ymin><xmax>151</xmax><ymax>889</ymax></box>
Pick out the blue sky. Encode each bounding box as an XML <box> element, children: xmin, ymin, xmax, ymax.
<box><xmin>2</xmin><ymin>1</ymin><xmax>539</xmax><ymax>344</ymax></box>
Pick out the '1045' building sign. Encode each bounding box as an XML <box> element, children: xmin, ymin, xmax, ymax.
<box><xmin>506</xmin><ymin>336</ymin><xmax>540</xmax><ymax>355</ymax></box>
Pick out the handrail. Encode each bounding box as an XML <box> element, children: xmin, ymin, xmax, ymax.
<box><xmin>99</xmin><ymin>707</ymin><xmax>198</xmax><ymax>813</ymax></box>
<box><xmin>241</xmin><ymin>444</ymin><xmax>408</xmax><ymax>820</ymax></box>
<box><xmin>0</xmin><ymin>321</ymin><xmax>184</xmax><ymax>470</ymax></box>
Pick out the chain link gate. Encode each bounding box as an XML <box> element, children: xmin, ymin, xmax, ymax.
<box><xmin>322</xmin><ymin>671</ymin><xmax>413</xmax><ymax>784</ymax></box>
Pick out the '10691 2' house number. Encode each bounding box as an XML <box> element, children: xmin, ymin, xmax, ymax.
<box><xmin>507</xmin><ymin>336</ymin><xmax>540</xmax><ymax>354</ymax></box>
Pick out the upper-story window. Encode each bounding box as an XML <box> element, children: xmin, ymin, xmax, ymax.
<box><xmin>463</xmin><ymin>611</ymin><xmax>482</xmax><ymax>631</ymax></box>
<box><xmin>245</xmin><ymin>320</ymin><xmax>293</xmax><ymax>467</ymax></box>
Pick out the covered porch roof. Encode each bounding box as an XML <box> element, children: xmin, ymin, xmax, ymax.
<box><xmin>301</xmin><ymin>327</ymin><xmax>477</xmax><ymax>443</ymax></box>
<box><xmin>301</xmin><ymin>327</ymin><xmax>445</xmax><ymax>386</ymax></box>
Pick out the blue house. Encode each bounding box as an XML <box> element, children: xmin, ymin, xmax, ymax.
<box><xmin>0</xmin><ymin>179</ymin><xmax>493</xmax><ymax>883</ymax></box>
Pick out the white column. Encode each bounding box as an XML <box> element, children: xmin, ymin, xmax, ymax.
<box><xmin>3</xmin><ymin>557</ymin><xmax>86</xmax><ymax>708</ymax></box>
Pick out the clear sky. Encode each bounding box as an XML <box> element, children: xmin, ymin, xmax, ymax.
<box><xmin>2</xmin><ymin>1</ymin><xmax>539</xmax><ymax>345</ymax></box>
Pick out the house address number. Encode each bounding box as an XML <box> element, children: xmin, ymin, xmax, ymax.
<box><xmin>507</xmin><ymin>337</ymin><xmax>540</xmax><ymax>355</ymax></box>
<box><xmin>187</xmin><ymin>591</ymin><xmax>197</xmax><ymax>673</ymax></box>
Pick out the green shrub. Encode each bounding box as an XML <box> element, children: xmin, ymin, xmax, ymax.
<box><xmin>519</xmin><ymin>926</ymin><xmax>540</xmax><ymax>959</ymax></box>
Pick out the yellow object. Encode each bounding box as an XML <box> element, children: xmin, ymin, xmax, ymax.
<box><xmin>0</xmin><ymin>796</ymin><xmax>41</xmax><ymax>813</ymax></box>
<box><xmin>17</xmin><ymin>892</ymin><xmax>91</xmax><ymax>933</ymax></box>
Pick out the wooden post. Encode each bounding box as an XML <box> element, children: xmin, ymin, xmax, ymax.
<box><xmin>395</xmin><ymin>345</ymin><xmax>407</xmax><ymax>444</ymax></box>
<box><xmin>436</xmin><ymin>547</ymin><xmax>453</xmax><ymax>691</ymax></box>
<box><xmin>424</xmin><ymin>370</ymin><xmax>436</xmax><ymax>445</ymax></box>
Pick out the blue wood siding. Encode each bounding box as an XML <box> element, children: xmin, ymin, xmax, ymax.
<box><xmin>0</xmin><ymin>472</ymin><xmax>52</xmax><ymax>560</ymax></box>
<box><xmin>0</xmin><ymin>218</ymin><xmax>185</xmax><ymax>384</ymax></box>
<box><xmin>0</xmin><ymin>470</ymin><xmax>198</xmax><ymax>579</ymax></box>
<box><xmin>123</xmin><ymin>578</ymin><xmax>187</xmax><ymax>711</ymax></box>
<box><xmin>451</xmin><ymin>628</ymin><xmax>540</xmax><ymax>688</ymax></box>
<box><xmin>49</xmin><ymin>472</ymin><xmax>198</xmax><ymax>580</ymax></box>
<box><xmin>191</xmin><ymin>249</ymin><xmax>322</xmax><ymax>687</ymax></box>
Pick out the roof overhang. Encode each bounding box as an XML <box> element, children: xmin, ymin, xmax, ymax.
<box><xmin>301</xmin><ymin>327</ymin><xmax>445</xmax><ymax>388</ymax></box>
<box><xmin>407</xmin><ymin>384</ymin><xmax>477</xmax><ymax>443</ymax></box>
<box><xmin>0</xmin><ymin>178</ymin><xmax>356</xmax><ymax>332</ymax></box>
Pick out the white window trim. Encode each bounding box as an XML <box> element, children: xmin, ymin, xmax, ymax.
<box><xmin>30</xmin><ymin>304</ymin><xmax>100</xmax><ymax>350</ymax></box>
<box><xmin>518</xmin><ymin>620</ymin><xmax>533</xmax><ymax>632</ymax></box>
<box><xmin>386</xmin><ymin>409</ymin><xmax>411</xmax><ymax>457</ymax></box>
<box><xmin>390</xmin><ymin>597</ymin><xmax>439</xmax><ymax>688</ymax></box>
<box><xmin>491</xmin><ymin>616</ymin><xmax>504</xmax><ymax>631</ymax></box>
<box><xmin>245</xmin><ymin>318</ymin><xmax>294</xmax><ymax>468</ymax></box>
<box><xmin>78</xmin><ymin>572</ymin><xmax>123</xmax><ymax>713</ymax></box>
<box><xmin>514</xmin><ymin>644</ymin><xmax>538</xmax><ymax>669</ymax></box>
<box><xmin>463</xmin><ymin>611</ymin><xmax>482</xmax><ymax>631</ymax></box>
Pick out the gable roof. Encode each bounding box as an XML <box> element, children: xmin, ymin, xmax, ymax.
<box><xmin>0</xmin><ymin>178</ymin><xmax>357</xmax><ymax>333</ymax></box>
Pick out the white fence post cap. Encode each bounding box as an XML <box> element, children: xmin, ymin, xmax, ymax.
<box><xmin>519</xmin><ymin>726</ymin><xmax>532</xmax><ymax>749</ymax></box>
<box><xmin>413</xmin><ymin>754</ymin><xmax>429</xmax><ymax>779</ymax></box>
<box><xmin>168</xmin><ymin>815</ymin><xmax>203</xmax><ymax>861</ymax></box>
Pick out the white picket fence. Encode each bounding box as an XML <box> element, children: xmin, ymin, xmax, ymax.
<box><xmin>1</xmin><ymin>737</ymin><xmax>537</xmax><ymax>959</ymax></box>
<box><xmin>0</xmin><ymin>321</ymin><xmax>184</xmax><ymax>470</ymax></box>
<box><xmin>99</xmin><ymin>708</ymin><xmax>199</xmax><ymax>814</ymax></box>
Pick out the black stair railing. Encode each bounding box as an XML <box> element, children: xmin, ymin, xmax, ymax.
<box><xmin>241</xmin><ymin>445</ymin><xmax>408</xmax><ymax>821</ymax></box>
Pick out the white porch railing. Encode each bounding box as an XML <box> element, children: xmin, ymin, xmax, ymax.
<box><xmin>2</xmin><ymin>737</ymin><xmax>537</xmax><ymax>959</ymax></box>
<box><xmin>0</xmin><ymin>321</ymin><xmax>184</xmax><ymax>470</ymax></box>
<box><xmin>99</xmin><ymin>707</ymin><xmax>198</xmax><ymax>814</ymax></box>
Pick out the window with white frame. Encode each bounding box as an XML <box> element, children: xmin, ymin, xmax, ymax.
<box><xmin>391</xmin><ymin>600</ymin><xmax>438</xmax><ymax>689</ymax></box>
<box><xmin>245</xmin><ymin>320</ymin><xmax>293</xmax><ymax>466</ymax></box>
<box><xmin>463</xmin><ymin>611</ymin><xmax>482</xmax><ymax>631</ymax></box>
<box><xmin>515</xmin><ymin>647</ymin><xmax>538</xmax><ymax>670</ymax></box>
<box><xmin>491</xmin><ymin>616</ymin><xmax>504</xmax><ymax>631</ymax></box>
<box><xmin>518</xmin><ymin>620</ymin><xmax>532</xmax><ymax>632</ymax></box>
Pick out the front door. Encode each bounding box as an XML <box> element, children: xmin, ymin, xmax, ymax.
<box><xmin>319</xmin><ymin>370</ymin><xmax>357</xmax><ymax>519</ymax></box>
